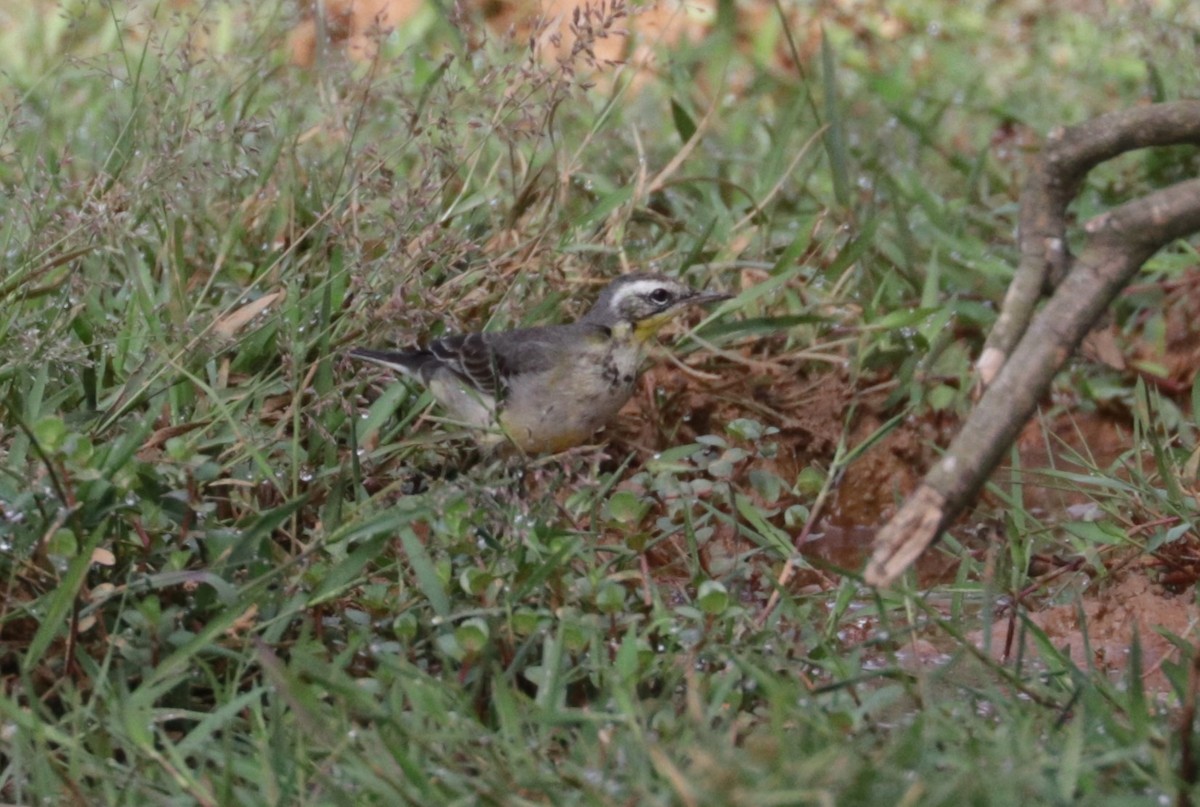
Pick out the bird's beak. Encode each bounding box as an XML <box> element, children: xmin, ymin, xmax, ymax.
<box><xmin>688</xmin><ymin>290</ymin><xmax>734</xmax><ymax>307</ymax></box>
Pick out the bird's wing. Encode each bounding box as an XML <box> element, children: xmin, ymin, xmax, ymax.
<box><xmin>428</xmin><ymin>333</ymin><xmax>509</xmax><ymax>399</ymax></box>
<box><xmin>429</xmin><ymin>323</ymin><xmax>602</xmax><ymax>401</ymax></box>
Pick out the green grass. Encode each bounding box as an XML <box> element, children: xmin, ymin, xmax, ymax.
<box><xmin>3</xmin><ymin>0</ymin><xmax>1200</xmax><ymax>803</ymax></box>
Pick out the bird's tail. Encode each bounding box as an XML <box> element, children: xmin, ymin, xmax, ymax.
<box><xmin>349</xmin><ymin>347</ymin><xmax>426</xmax><ymax>377</ymax></box>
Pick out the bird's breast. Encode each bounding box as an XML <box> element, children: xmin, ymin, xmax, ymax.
<box><xmin>497</xmin><ymin>339</ymin><xmax>643</xmax><ymax>452</ymax></box>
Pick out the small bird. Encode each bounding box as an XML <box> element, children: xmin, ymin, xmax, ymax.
<box><xmin>350</xmin><ymin>273</ymin><xmax>732</xmax><ymax>454</ymax></box>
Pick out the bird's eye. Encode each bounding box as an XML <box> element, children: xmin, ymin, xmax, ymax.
<box><xmin>649</xmin><ymin>288</ymin><xmax>672</xmax><ymax>305</ymax></box>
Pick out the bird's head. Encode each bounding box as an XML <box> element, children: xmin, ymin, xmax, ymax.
<box><xmin>583</xmin><ymin>273</ymin><xmax>732</xmax><ymax>341</ymax></box>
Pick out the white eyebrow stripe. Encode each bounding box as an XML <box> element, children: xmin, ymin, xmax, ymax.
<box><xmin>606</xmin><ymin>279</ymin><xmax>670</xmax><ymax>310</ymax></box>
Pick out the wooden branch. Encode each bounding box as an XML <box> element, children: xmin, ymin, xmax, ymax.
<box><xmin>977</xmin><ymin>101</ymin><xmax>1200</xmax><ymax>386</ymax></box>
<box><xmin>867</xmin><ymin>102</ymin><xmax>1200</xmax><ymax>587</ymax></box>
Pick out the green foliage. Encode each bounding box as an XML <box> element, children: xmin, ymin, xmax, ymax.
<box><xmin>2</xmin><ymin>0</ymin><xmax>1200</xmax><ymax>803</ymax></box>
